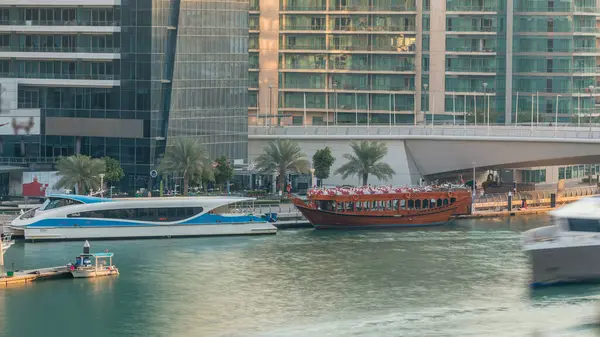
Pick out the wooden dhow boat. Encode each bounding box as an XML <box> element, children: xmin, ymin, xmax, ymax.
<box><xmin>289</xmin><ymin>185</ymin><xmax>472</xmax><ymax>229</ymax></box>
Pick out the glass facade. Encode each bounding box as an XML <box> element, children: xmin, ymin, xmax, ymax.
<box><xmin>275</xmin><ymin>0</ymin><xmax>419</xmax><ymax>125</ymax></box>
<box><xmin>513</xmin><ymin>0</ymin><xmax>598</xmax><ymax>123</ymax></box>
<box><xmin>250</xmin><ymin>0</ymin><xmax>600</xmax><ymax>125</ymax></box>
<box><xmin>0</xmin><ymin>0</ymin><xmax>248</xmax><ymax>193</ymax></box>
<box><xmin>167</xmin><ymin>0</ymin><xmax>248</xmax><ymax>161</ymax></box>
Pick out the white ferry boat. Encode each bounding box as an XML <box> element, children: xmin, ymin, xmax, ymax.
<box><xmin>522</xmin><ymin>196</ymin><xmax>600</xmax><ymax>288</ymax></box>
<box><xmin>8</xmin><ymin>194</ymin><xmax>277</xmax><ymax>241</ymax></box>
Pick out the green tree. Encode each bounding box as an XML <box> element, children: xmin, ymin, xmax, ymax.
<box><xmin>312</xmin><ymin>147</ymin><xmax>335</xmax><ymax>187</ymax></box>
<box><xmin>200</xmin><ymin>166</ymin><xmax>215</xmax><ymax>193</ymax></box>
<box><xmin>335</xmin><ymin>140</ymin><xmax>395</xmax><ymax>186</ymax></box>
<box><xmin>255</xmin><ymin>139</ymin><xmax>310</xmax><ymax>192</ymax></box>
<box><xmin>157</xmin><ymin>138</ymin><xmax>212</xmax><ymax>196</ymax></box>
<box><xmin>214</xmin><ymin>155</ymin><xmax>234</xmax><ymax>192</ymax></box>
<box><xmin>54</xmin><ymin>154</ymin><xmax>106</xmax><ymax>194</ymax></box>
<box><xmin>102</xmin><ymin>156</ymin><xmax>124</xmax><ymax>183</ymax></box>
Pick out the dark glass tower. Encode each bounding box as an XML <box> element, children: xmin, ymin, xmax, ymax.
<box><xmin>0</xmin><ymin>0</ymin><xmax>249</xmax><ymax>193</ymax></box>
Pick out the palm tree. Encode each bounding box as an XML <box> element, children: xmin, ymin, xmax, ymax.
<box><xmin>54</xmin><ymin>155</ymin><xmax>106</xmax><ymax>194</ymax></box>
<box><xmin>255</xmin><ymin>139</ymin><xmax>310</xmax><ymax>192</ymax></box>
<box><xmin>157</xmin><ymin>138</ymin><xmax>212</xmax><ymax>196</ymax></box>
<box><xmin>335</xmin><ymin>140</ymin><xmax>395</xmax><ymax>186</ymax></box>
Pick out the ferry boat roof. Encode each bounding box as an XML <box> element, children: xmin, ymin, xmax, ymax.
<box><xmin>45</xmin><ymin>194</ymin><xmax>255</xmax><ymax>205</ymax></box>
<box><xmin>548</xmin><ymin>196</ymin><xmax>600</xmax><ymax>219</ymax></box>
<box><xmin>92</xmin><ymin>252</ymin><xmax>114</xmax><ymax>258</ymax></box>
<box><xmin>46</xmin><ymin>194</ymin><xmax>112</xmax><ymax>204</ymax></box>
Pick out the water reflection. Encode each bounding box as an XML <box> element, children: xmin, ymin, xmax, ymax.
<box><xmin>2</xmin><ymin>215</ymin><xmax>599</xmax><ymax>337</ymax></box>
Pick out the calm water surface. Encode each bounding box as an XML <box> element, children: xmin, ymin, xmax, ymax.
<box><xmin>2</xmin><ymin>215</ymin><xmax>600</xmax><ymax>337</ymax></box>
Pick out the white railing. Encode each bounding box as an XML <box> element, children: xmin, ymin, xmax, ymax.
<box><xmin>249</xmin><ymin>124</ymin><xmax>600</xmax><ymax>140</ymax></box>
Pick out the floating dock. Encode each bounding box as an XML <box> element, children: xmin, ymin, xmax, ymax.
<box><xmin>0</xmin><ymin>266</ymin><xmax>71</xmax><ymax>287</ymax></box>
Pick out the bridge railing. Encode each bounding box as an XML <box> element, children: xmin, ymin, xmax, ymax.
<box><xmin>249</xmin><ymin>125</ymin><xmax>600</xmax><ymax>139</ymax></box>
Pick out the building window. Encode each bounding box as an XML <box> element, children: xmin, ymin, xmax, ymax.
<box><xmin>18</xmin><ymin>89</ymin><xmax>39</xmax><ymax>109</ymax></box>
<box><xmin>292</xmin><ymin>116</ymin><xmax>303</xmax><ymax>125</ymax></box>
<box><xmin>521</xmin><ymin>169</ymin><xmax>546</xmax><ymax>183</ymax></box>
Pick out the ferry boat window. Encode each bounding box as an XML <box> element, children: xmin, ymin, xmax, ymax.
<box><xmin>450</xmin><ymin>197</ymin><xmax>456</xmax><ymax>204</ymax></box>
<box><xmin>430</xmin><ymin>199</ymin><xmax>436</xmax><ymax>208</ymax></box>
<box><xmin>567</xmin><ymin>218</ymin><xmax>600</xmax><ymax>232</ymax></box>
<box><xmin>400</xmin><ymin>200</ymin><xmax>406</xmax><ymax>209</ymax></box>
<box><xmin>415</xmin><ymin>200</ymin><xmax>421</xmax><ymax>209</ymax></box>
<box><xmin>407</xmin><ymin>200</ymin><xmax>414</xmax><ymax>209</ymax></box>
<box><xmin>392</xmin><ymin>200</ymin><xmax>399</xmax><ymax>210</ymax></box>
<box><xmin>44</xmin><ymin>198</ymin><xmax>80</xmax><ymax>211</ymax></box>
<box><xmin>443</xmin><ymin>199</ymin><xmax>449</xmax><ymax>205</ymax></box>
<box><xmin>437</xmin><ymin>199</ymin><xmax>443</xmax><ymax>207</ymax></box>
<box><xmin>423</xmin><ymin>199</ymin><xmax>429</xmax><ymax>208</ymax></box>
<box><xmin>68</xmin><ymin>207</ymin><xmax>203</xmax><ymax>222</ymax></box>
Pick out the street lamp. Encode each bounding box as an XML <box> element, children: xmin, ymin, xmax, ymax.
<box><xmin>589</xmin><ymin>85</ymin><xmax>594</xmax><ymax>134</ymax></box>
<box><xmin>482</xmin><ymin>82</ymin><xmax>488</xmax><ymax>128</ymax></box>
<box><xmin>423</xmin><ymin>84</ymin><xmax>429</xmax><ymax>126</ymax></box>
<box><xmin>472</xmin><ymin>162</ymin><xmax>476</xmax><ymax>210</ymax></box>
<box><xmin>268</xmin><ymin>84</ymin><xmax>274</xmax><ymax>128</ymax></box>
<box><xmin>99</xmin><ymin>173</ymin><xmax>105</xmax><ymax>198</ymax></box>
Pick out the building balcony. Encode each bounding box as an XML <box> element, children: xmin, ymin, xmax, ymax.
<box><xmin>280</xmin><ymin>63</ymin><xmax>327</xmax><ymax>71</ymax></box>
<box><xmin>573</xmin><ymin>66</ymin><xmax>600</xmax><ymax>75</ymax></box>
<box><xmin>575</xmin><ymin>27</ymin><xmax>600</xmax><ymax>34</ymax></box>
<box><xmin>329</xmin><ymin>64</ymin><xmax>415</xmax><ymax>72</ymax></box>
<box><xmin>280</xmin><ymin>85</ymin><xmax>415</xmax><ymax>92</ymax></box>
<box><xmin>279</xmin><ymin>5</ymin><xmax>416</xmax><ymax>12</ymax></box>
<box><xmin>279</xmin><ymin>25</ymin><xmax>327</xmax><ymax>32</ymax></box>
<box><xmin>446</xmin><ymin>27</ymin><xmax>497</xmax><ymax>34</ymax></box>
<box><xmin>279</xmin><ymin>44</ymin><xmax>417</xmax><ymax>53</ymax></box>
<box><xmin>0</xmin><ymin>20</ymin><xmax>120</xmax><ymax>34</ymax></box>
<box><xmin>280</xmin><ymin>44</ymin><xmax>327</xmax><ymax>51</ymax></box>
<box><xmin>330</xmin><ymin>5</ymin><xmax>417</xmax><ymax>12</ymax></box>
<box><xmin>2</xmin><ymin>0</ymin><xmax>119</xmax><ymax>5</ymax></box>
<box><xmin>0</xmin><ymin>48</ymin><xmax>120</xmax><ymax>60</ymax></box>
<box><xmin>15</xmin><ymin>72</ymin><xmax>119</xmax><ymax>81</ymax></box>
<box><xmin>328</xmin><ymin>25</ymin><xmax>416</xmax><ymax>34</ymax></box>
<box><xmin>514</xmin><ymin>5</ymin><xmax>572</xmax><ymax>12</ymax></box>
<box><xmin>445</xmin><ymin>47</ymin><xmax>496</xmax><ymax>54</ymax></box>
<box><xmin>574</xmin><ymin>47</ymin><xmax>600</xmax><ymax>54</ymax></box>
<box><xmin>279</xmin><ymin>5</ymin><xmax>327</xmax><ymax>12</ymax></box>
<box><xmin>330</xmin><ymin>45</ymin><xmax>417</xmax><ymax>53</ymax></box>
<box><xmin>15</xmin><ymin>77</ymin><xmax>120</xmax><ymax>87</ymax></box>
<box><xmin>573</xmin><ymin>6</ymin><xmax>599</xmax><ymax>14</ymax></box>
<box><xmin>445</xmin><ymin>66</ymin><xmax>496</xmax><ymax>74</ymax></box>
<box><xmin>0</xmin><ymin>20</ymin><xmax>119</xmax><ymax>27</ymax></box>
<box><xmin>446</xmin><ymin>5</ymin><xmax>498</xmax><ymax>12</ymax></box>
<box><xmin>0</xmin><ymin>46</ymin><xmax>120</xmax><ymax>53</ymax></box>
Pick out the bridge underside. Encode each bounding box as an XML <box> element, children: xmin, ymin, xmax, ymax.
<box><xmin>405</xmin><ymin>138</ymin><xmax>600</xmax><ymax>177</ymax></box>
<box><xmin>248</xmin><ymin>135</ymin><xmax>600</xmax><ymax>186</ymax></box>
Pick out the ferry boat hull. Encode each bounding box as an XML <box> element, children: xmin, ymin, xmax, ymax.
<box><xmin>290</xmin><ymin>185</ymin><xmax>472</xmax><ymax>229</ymax></box>
<box><xmin>11</xmin><ymin>195</ymin><xmax>278</xmax><ymax>241</ymax></box>
<box><xmin>71</xmin><ymin>268</ymin><xmax>119</xmax><ymax>278</ymax></box>
<box><xmin>293</xmin><ymin>202</ymin><xmax>457</xmax><ymax>229</ymax></box>
<box><xmin>24</xmin><ymin>222</ymin><xmax>277</xmax><ymax>241</ymax></box>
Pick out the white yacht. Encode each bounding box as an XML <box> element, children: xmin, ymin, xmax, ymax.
<box><xmin>522</xmin><ymin>197</ymin><xmax>600</xmax><ymax>288</ymax></box>
<box><xmin>8</xmin><ymin>194</ymin><xmax>277</xmax><ymax>241</ymax></box>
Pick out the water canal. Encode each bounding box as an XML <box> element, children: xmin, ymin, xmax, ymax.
<box><xmin>2</xmin><ymin>215</ymin><xmax>600</xmax><ymax>337</ymax></box>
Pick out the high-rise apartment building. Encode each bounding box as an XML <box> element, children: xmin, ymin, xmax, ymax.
<box><xmin>0</xmin><ymin>0</ymin><xmax>248</xmax><ymax>192</ymax></box>
<box><xmin>249</xmin><ymin>0</ymin><xmax>600</xmax><ymax>126</ymax></box>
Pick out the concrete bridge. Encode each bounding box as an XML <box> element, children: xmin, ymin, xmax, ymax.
<box><xmin>248</xmin><ymin>125</ymin><xmax>600</xmax><ymax>186</ymax></box>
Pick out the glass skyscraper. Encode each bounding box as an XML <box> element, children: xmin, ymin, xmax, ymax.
<box><xmin>0</xmin><ymin>0</ymin><xmax>248</xmax><ymax>192</ymax></box>
<box><xmin>249</xmin><ymin>0</ymin><xmax>600</xmax><ymax>126</ymax></box>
